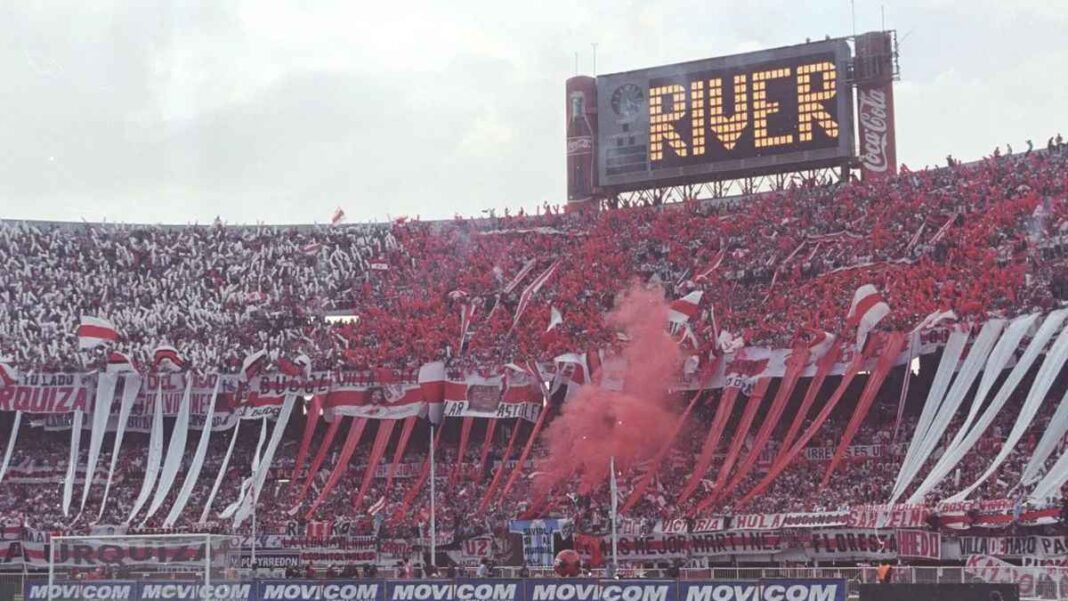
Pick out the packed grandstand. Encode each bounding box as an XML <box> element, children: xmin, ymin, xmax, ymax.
<box><xmin>2</xmin><ymin>140</ymin><xmax>1068</xmax><ymax>577</ymax></box>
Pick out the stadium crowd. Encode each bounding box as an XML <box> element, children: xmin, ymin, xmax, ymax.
<box><xmin>1</xmin><ymin>141</ymin><xmax>1068</xmax><ymax>544</ymax></box>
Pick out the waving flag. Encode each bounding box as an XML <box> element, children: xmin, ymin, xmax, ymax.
<box><xmin>153</xmin><ymin>345</ymin><xmax>186</xmax><ymax>372</ymax></box>
<box><xmin>459</xmin><ymin>304</ymin><xmax>478</xmax><ymax>353</ymax></box>
<box><xmin>78</xmin><ymin>316</ymin><xmax>119</xmax><ymax>349</ymax></box>
<box><xmin>330</xmin><ymin>207</ymin><xmax>346</xmax><ymax>225</ymax></box>
<box><xmin>106</xmin><ymin>351</ymin><xmax>135</xmax><ymax>374</ymax></box>
<box><xmin>509</xmin><ymin>260</ymin><xmax>561</xmax><ymax>333</ymax></box>
<box><xmin>504</xmin><ymin>259</ymin><xmax>537</xmax><ymax>294</ymax></box>
<box><xmin>302</xmin><ymin>242</ymin><xmax>323</xmax><ymax>256</ymax></box>
<box><xmin>668</xmin><ymin>290</ymin><xmax>703</xmax><ymax>324</ymax></box>
<box><xmin>0</xmin><ymin>361</ymin><xmax>16</xmax><ymax>388</ymax></box>
<box><xmin>279</xmin><ymin>353</ymin><xmax>312</xmax><ymax>378</ymax></box>
<box><xmin>368</xmin><ymin>495</ymin><xmax>387</xmax><ymax>516</ymax></box>
<box><xmin>241</xmin><ymin>349</ymin><xmax>268</xmax><ymax>381</ymax></box>
<box><xmin>847</xmin><ymin>284</ymin><xmax>891</xmax><ymax>349</ymax></box>
<box><xmin>546</xmin><ymin>306</ymin><xmax>563</xmax><ymax>332</ymax></box>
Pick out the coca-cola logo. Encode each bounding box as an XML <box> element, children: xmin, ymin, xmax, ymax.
<box><xmin>858</xmin><ymin>88</ymin><xmax>890</xmax><ymax>173</ymax></box>
<box><xmin>567</xmin><ymin>136</ymin><xmax>593</xmax><ymax>156</ymax></box>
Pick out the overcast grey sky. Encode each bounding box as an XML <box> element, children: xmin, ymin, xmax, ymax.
<box><xmin>0</xmin><ymin>1</ymin><xmax>1064</xmax><ymax>225</ymax></box>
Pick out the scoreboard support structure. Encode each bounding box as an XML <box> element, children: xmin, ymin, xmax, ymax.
<box><xmin>565</xmin><ymin>31</ymin><xmax>899</xmax><ymax>211</ymax></box>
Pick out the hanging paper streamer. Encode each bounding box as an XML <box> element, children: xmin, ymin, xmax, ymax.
<box><xmin>62</xmin><ymin>410</ymin><xmax>84</xmax><ymax>518</ymax></box>
<box><xmin>142</xmin><ymin>377</ymin><xmax>193</xmax><ymax>525</ymax></box>
<box><xmin>0</xmin><ymin>412</ymin><xmax>23</xmax><ymax>487</ymax></box>
<box><xmin>199</xmin><ymin>417</ymin><xmax>241</xmax><ymax>524</ymax></box>
<box><xmin>127</xmin><ymin>384</ymin><xmax>165</xmax><ymax>523</ymax></box>
<box><xmin>164</xmin><ymin>377</ymin><xmax>221</xmax><ymax>526</ymax></box>
<box><xmin>97</xmin><ymin>374</ymin><xmax>142</xmax><ymax>521</ymax></box>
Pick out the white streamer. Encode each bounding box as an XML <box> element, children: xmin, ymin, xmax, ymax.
<box><xmin>889</xmin><ymin>328</ymin><xmax>968</xmax><ymax>502</ymax></box>
<box><xmin>78</xmin><ymin>373</ymin><xmax>119</xmax><ymax>514</ymax></box>
<box><xmin>61</xmin><ymin>410</ymin><xmax>84</xmax><ymax>518</ymax></box>
<box><xmin>142</xmin><ymin>376</ymin><xmax>192</xmax><ymax>524</ymax></box>
<box><xmin>97</xmin><ymin>373</ymin><xmax>142</xmax><ymax>521</ymax></box>
<box><xmin>199</xmin><ymin>417</ymin><xmax>242</xmax><ymax>525</ymax></box>
<box><xmin>234</xmin><ymin>395</ymin><xmax>297</xmax><ymax>529</ymax></box>
<box><xmin>954</xmin><ymin>313</ymin><xmax>1068</xmax><ymax>500</ymax></box>
<box><xmin>163</xmin><ymin>377</ymin><xmax>220</xmax><ymax>526</ymax></box>
<box><xmin>0</xmin><ymin>411</ymin><xmax>23</xmax><ymax>487</ymax></box>
<box><xmin>126</xmin><ymin>384</ymin><xmax>165</xmax><ymax>523</ymax></box>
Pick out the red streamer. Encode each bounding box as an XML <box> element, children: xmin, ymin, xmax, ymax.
<box><xmin>304</xmin><ymin>417</ymin><xmax>367</xmax><ymax>519</ymax></box>
<box><xmin>706</xmin><ymin>378</ymin><xmax>771</xmax><ymax>501</ymax></box>
<box><xmin>820</xmin><ymin>332</ymin><xmax>906</xmax><ymax>487</ymax></box>
<box><xmin>290</xmin><ymin>395</ymin><xmax>323</xmax><ymax>489</ymax></box>
<box><xmin>477</xmin><ymin>419</ymin><xmax>497</xmax><ymax>482</ymax></box>
<box><xmin>393</xmin><ymin>424</ymin><xmax>444</xmax><ymax>521</ymax></box>
<box><xmin>774</xmin><ymin>344</ymin><xmax>842</xmax><ymax>463</ymax></box>
<box><xmin>353</xmin><ymin>419</ymin><xmax>397</xmax><ymax>509</ymax></box>
<box><xmin>498</xmin><ymin>405</ymin><xmax>551</xmax><ymax>504</ymax></box>
<box><xmin>478</xmin><ymin>420</ymin><xmax>522</xmax><ymax>512</ymax></box>
<box><xmin>451</xmin><ymin>416</ymin><xmax>474</xmax><ymax>484</ymax></box>
<box><xmin>384</xmin><ymin>416</ymin><xmax>417</xmax><ymax>494</ymax></box>
<box><xmin>737</xmin><ymin>347</ymin><xmax>871</xmax><ymax>507</ymax></box>
<box><xmin>677</xmin><ymin>386</ymin><xmax>739</xmax><ymax>505</ymax></box>
<box><xmin>716</xmin><ymin>347</ymin><xmax>810</xmax><ymax>502</ymax></box>
<box><xmin>292</xmin><ymin>417</ymin><xmax>341</xmax><ymax>508</ymax></box>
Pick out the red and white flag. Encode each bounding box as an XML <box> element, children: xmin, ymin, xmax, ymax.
<box><xmin>105</xmin><ymin>351</ymin><xmax>135</xmax><ymax>374</ymax></box>
<box><xmin>302</xmin><ymin>242</ymin><xmax>323</xmax><ymax>256</ymax></box>
<box><xmin>78</xmin><ymin>316</ymin><xmax>120</xmax><ymax>349</ymax></box>
<box><xmin>847</xmin><ymin>284</ymin><xmax>891</xmax><ymax>349</ymax></box>
<box><xmin>695</xmin><ymin>249</ymin><xmax>726</xmax><ymax>281</ymax></box>
<box><xmin>668</xmin><ymin>290</ymin><xmax>703</xmax><ymax>324</ymax></box>
<box><xmin>241</xmin><ymin>349</ymin><xmax>268</xmax><ymax>381</ymax></box>
<box><xmin>504</xmin><ymin>259</ymin><xmax>537</xmax><ymax>294</ymax></box>
<box><xmin>459</xmin><ymin>304</ymin><xmax>477</xmax><ymax>352</ymax></box>
<box><xmin>279</xmin><ymin>353</ymin><xmax>312</xmax><ymax>378</ymax></box>
<box><xmin>330</xmin><ymin>207</ymin><xmax>345</xmax><ymax>225</ymax></box>
<box><xmin>367</xmin><ymin>496</ymin><xmax>387</xmax><ymax>516</ymax></box>
<box><xmin>0</xmin><ymin>361</ymin><xmax>17</xmax><ymax>388</ymax></box>
<box><xmin>153</xmin><ymin>345</ymin><xmax>186</xmax><ymax>372</ymax></box>
<box><xmin>509</xmin><ymin>260</ymin><xmax>561</xmax><ymax>333</ymax></box>
<box><xmin>804</xmin><ymin>329</ymin><xmax>837</xmax><ymax>359</ymax></box>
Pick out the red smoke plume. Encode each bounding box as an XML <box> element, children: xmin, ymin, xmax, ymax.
<box><xmin>534</xmin><ymin>284</ymin><xmax>684</xmax><ymax>495</ymax></box>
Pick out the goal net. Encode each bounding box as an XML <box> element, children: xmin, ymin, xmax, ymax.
<box><xmin>39</xmin><ymin>533</ymin><xmax>242</xmax><ymax>600</ymax></box>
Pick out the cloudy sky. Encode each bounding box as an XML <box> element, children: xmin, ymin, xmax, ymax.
<box><xmin>0</xmin><ymin>1</ymin><xmax>1064</xmax><ymax>225</ymax></box>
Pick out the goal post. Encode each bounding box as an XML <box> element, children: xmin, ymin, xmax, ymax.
<box><xmin>45</xmin><ymin>533</ymin><xmax>241</xmax><ymax>595</ymax></box>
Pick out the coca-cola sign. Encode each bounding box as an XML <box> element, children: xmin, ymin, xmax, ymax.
<box><xmin>858</xmin><ymin>88</ymin><xmax>893</xmax><ymax>175</ymax></box>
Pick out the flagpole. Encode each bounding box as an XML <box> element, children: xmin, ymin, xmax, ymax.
<box><xmin>429</xmin><ymin>421</ymin><xmax>436</xmax><ymax>567</ymax></box>
<box><xmin>610</xmin><ymin>455</ymin><xmax>618</xmax><ymax>573</ymax></box>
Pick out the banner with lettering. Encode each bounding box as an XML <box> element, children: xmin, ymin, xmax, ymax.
<box><xmin>731</xmin><ymin>512</ymin><xmax>850</xmax><ymax>531</ymax></box>
<box><xmin>443</xmin><ymin>372</ymin><xmax>542</xmax><ymax>421</ymax></box>
<box><xmin>959</xmin><ymin>536</ymin><xmax>1068</xmax><ymax>560</ymax></box>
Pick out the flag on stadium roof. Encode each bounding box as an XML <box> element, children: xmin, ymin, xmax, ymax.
<box><xmin>0</xmin><ymin>361</ymin><xmax>16</xmax><ymax>388</ymax></box>
<box><xmin>77</xmin><ymin>316</ymin><xmax>120</xmax><ymax>349</ymax></box>
<box><xmin>330</xmin><ymin>207</ymin><xmax>345</xmax><ymax>225</ymax></box>
<box><xmin>668</xmin><ymin>290</ymin><xmax>703</xmax><ymax>324</ymax></box>
<box><xmin>152</xmin><ymin>345</ymin><xmax>186</xmax><ymax>372</ymax></box>
<box><xmin>847</xmin><ymin>284</ymin><xmax>891</xmax><ymax>350</ymax></box>
<box><xmin>105</xmin><ymin>351</ymin><xmax>135</xmax><ymax>374</ymax></box>
<box><xmin>241</xmin><ymin>349</ymin><xmax>268</xmax><ymax>381</ymax></box>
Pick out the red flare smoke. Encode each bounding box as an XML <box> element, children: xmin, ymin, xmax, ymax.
<box><xmin>534</xmin><ymin>284</ymin><xmax>684</xmax><ymax>495</ymax></box>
